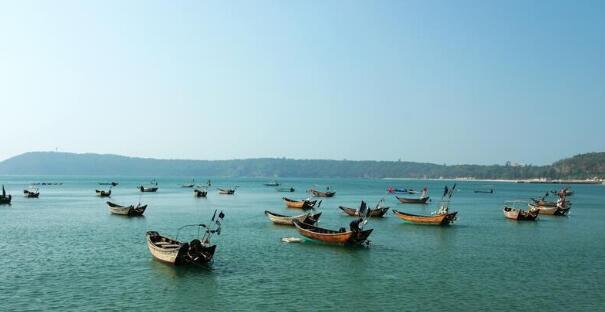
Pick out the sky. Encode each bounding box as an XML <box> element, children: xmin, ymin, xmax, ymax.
<box><xmin>0</xmin><ymin>0</ymin><xmax>603</xmax><ymax>165</ymax></box>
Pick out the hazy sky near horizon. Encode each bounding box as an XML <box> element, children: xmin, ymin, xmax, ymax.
<box><xmin>1</xmin><ymin>1</ymin><xmax>604</xmax><ymax>165</ymax></box>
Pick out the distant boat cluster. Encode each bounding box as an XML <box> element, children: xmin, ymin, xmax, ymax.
<box><xmin>0</xmin><ymin>179</ymin><xmax>576</xmax><ymax>267</ymax></box>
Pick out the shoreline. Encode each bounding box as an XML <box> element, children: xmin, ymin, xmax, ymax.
<box><xmin>383</xmin><ymin>177</ymin><xmax>604</xmax><ymax>185</ymax></box>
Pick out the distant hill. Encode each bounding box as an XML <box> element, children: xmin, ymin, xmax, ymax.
<box><xmin>551</xmin><ymin>152</ymin><xmax>605</xmax><ymax>179</ymax></box>
<box><xmin>0</xmin><ymin>151</ymin><xmax>603</xmax><ymax>179</ymax></box>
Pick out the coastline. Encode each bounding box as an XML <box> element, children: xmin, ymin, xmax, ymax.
<box><xmin>383</xmin><ymin>177</ymin><xmax>605</xmax><ymax>185</ymax></box>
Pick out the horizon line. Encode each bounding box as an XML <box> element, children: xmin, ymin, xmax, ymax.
<box><xmin>1</xmin><ymin>150</ymin><xmax>597</xmax><ymax>167</ymax></box>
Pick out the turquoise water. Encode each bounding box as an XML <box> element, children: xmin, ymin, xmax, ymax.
<box><xmin>0</xmin><ymin>176</ymin><xmax>603</xmax><ymax>311</ymax></box>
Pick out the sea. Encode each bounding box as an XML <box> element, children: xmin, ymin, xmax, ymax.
<box><xmin>0</xmin><ymin>176</ymin><xmax>603</xmax><ymax>311</ymax></box>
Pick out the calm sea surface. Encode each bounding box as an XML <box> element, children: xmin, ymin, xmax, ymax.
<box><xmin>0</xmin><ymin>176</ymin><xmax>603</xmax><ymax>311</ymax></box>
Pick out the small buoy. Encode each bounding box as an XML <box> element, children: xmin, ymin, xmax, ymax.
<box><xmin>281</xmin><ymin>237</ymin><xmax>303</xmax><ymax>243</ymax></box>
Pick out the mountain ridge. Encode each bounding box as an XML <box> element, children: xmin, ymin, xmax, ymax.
<box><xmin>0</xmin><ymin>151</ymin><xmax>603</xmax><ymax>179</ymax></box>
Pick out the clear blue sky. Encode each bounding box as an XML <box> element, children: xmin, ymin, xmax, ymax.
<box><xmin>0</xmin><ymin>0</ymin><xmax>603</xmax><ymax>165</ymax></box>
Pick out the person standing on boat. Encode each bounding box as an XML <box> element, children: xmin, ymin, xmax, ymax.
<box><xmin>421</xmin><ymin>187</ymin><xmax>428</xmax><ymax>198</ymax></box>
<box><xmin>556</xmin><ymin>195</ymin><xmax>567</xmax><ymax>208</ymax></box>
<box><xmin>350</xmin><ymin>218</ymin><xmax>363</xmax><ymax>232</ymax></box>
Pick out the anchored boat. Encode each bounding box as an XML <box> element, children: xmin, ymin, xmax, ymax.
<box><xmin>393</xmin><ymin>185</ymin><xmax>458</xmax><ymax>225</ymax></box>
<box><xmin>0</xmin><ymin>185</ymin><xmax>12</xmax><ymax>205</ymax></box>
<box><xmin>339</xmin><ymin>199</ymin><xmax>389</xmax><ymax>217</ymax></box>
<box><xmin>264</xmin><ymin>210</ymin><xmax>322</xmax><ymax>226</ymax></box>
<box><xmin>194</xmin><ymin>187</ymin><xmax>208</xmax><ymax>198</ymax></box>
<box><xmin>395</xmin><ymin>187</ymin><xmax>429</xmax><ymax>204</ymax></box>
<box><xmin>23</xmin><ymin>187</ymin><xmax>40</xmax><ymax>198</ymax></box>
<box><xmin>139</xmin><ymin>180</ymin><xmax>159</xmax><ymax>192</ymax></box>
<box><xmin>107</xmin><ymin>201</ymin><xmax>147</xmax><ymax>216</ymax></box>
<box><xmin>146</xmin><ymin>210</ymin><xmax>225</xmax><ymax>265</ymax></box>
<box><xmin>292</xmin><ymin>201</ymin><xmax>372</xmax><ymax>246</ymax></box>
<box><xmin>283</xmin><ymin>197</ymin><xmax>320</xmax><ymax>210</ymax></box>
<box><xmin>95</xmin><ymin>188</ymin><xmax>111</xmax><ymax>197</ymax></box>
<box><xmin>218</xmin><ymin>187</ymin><xmax>237</xmax><ymax>195</ymax></box>
<box><xmin>181</xmin><ymin>179</ymin><xmax>195</xmax><ymax>188</ymax></box>
<box><xmin>503</xmin><ymin>202</ymin><xmax>539</xmax><ymax>221</ymax></box>
<box><xmin>309</xmin><ymin>186</ymin><xmax>335</xmax><ymax>198</ymax></box>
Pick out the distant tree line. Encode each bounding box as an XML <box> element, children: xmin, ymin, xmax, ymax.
<box><xmin>0</xmin><ymin>151</ymin><xmax>603</xmax><ymax>179</ymax></box>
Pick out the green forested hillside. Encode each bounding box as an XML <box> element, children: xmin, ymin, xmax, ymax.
<box><xmin>0</xmin><ymin>151</ymin><xmax>603</xmax><ymax>179</ymax></box>
<box><xmin>551</xmin><ymin>153</ymin><xmax>605</xmax><ymax>178</ymax></box>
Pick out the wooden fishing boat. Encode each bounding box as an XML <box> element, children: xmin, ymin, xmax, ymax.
<box><xmin>194</xmin><ymin>188</ymin><xmax>208</xmax><ymax>198</ymax></box>
<box><xmin>23</xmin><ymin>188</ymin><xmax>40</xmax><ymax>198</ymax></box>
<box><xmin>99</xmin><ymin>182</ymin><xmax>119</xmax><ymax>186</ymax></box>
<box><xmin>387</xmin><ymin>187</ymin><xmax>412</xmax><ymax>194</ymax></box>
<box><xmin>503</xmin><ymin>206</ymin><xmax>539</xmax><ymax>221</ymax></box>
<box><xmin>395</xmin><ymin>196</ymin><xmax>429</xmax><ymax>204</ymax></box>
<box><xmin>292</xmin><ymin>219</ymin><xmax>372</xmax><ymax>245</ymax></box>
<box><xmin>146</xmin><ymin>231</ymin><xmax>216</xmax><ymax>265</ymax></box>
<box><xmin>95</xmin><ymin>189</ymin><xmax>111</xmax><ymax>197</ymax></box>
<box><xmin>138</xmin><ymin>186</ymin><xmax>159</xmax><ymax>192</ymax></box>
<box><xmin>146</xmin><ymin>210</ymin><xmax>224</xmax><ymax>265</ymax></box>
<box><xmin>264</xmin><ymin>180</ymin><xmax>280</xmax><ymax>187</ymax></box>
<box><xmin>264</xmin><ymin>210</ymin><xmax>322</xmax><ymax>226</ymax></box>
<box><xmin>283</xmin><ymin>197</ymin><xmax>319</xmax><ymax>209</ymax></box>
<box><xmin>106</xmin><ymin>201</ymin><xmax>147</xmax><ymax>216</ymax></box>
<box><xmin>528</xmin><ymin>203</ymin><xmax>570</xmax><ymax>216</ymax></box>
<box><xmin>276</xmin><ymin>187</ymin><xmax>295</xmax><ymax>192</ymax></box>
<box><xmin>218</xmin><ymin>188</ymin><xmax>236</xmax><ymax>195</ymax></box>
<box><xmin>181</xmin><ymin>179</ymin><xmax>195</xmax><ymax>188</ymax></box>
<box><xmin>0</xmin><ymin>185</ymin><xmax>11</xmax><ymax>205</ymax></box>
<box><xmin>310</xmin><ymin>189</ymin><xmax>336</xmax><ymax>197</ymax></box>
<box><xmin>393</xmin><ymin>185</ymin><xmax>457</xmax><ymax>225</ymax></box>
<box><xmin>396</xmin><ymin>187</ymin><xmax>430</xmax><ymax>204</ymax></box>
<box><xmin>393</xmin><ymin>210</ymin><xmax>457</xmax><ymax>225</ymax></box>
<box><xmin>530</xmin><ymin>198</ymin><xmax>558</xmax><ymax>207</ymax></box>
<box><xmin>339</xmin><ymin>206</ymin><xmax>389</xmax><ymax>217</ymax></box>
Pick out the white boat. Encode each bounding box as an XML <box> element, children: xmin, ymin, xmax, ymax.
<box><xmin>146</xmin><ymin>210</ymin><xmax>225</xmax><ymax>265</ymax></box>
<box><xmin>106</xmin><ymin>201</ymin><xmax>147</xmax><ymax>216</ymax></box>
<box><xmin>264</xmin><ymin>210</ymin><xmax>321</xmax><ymax>226</ymax></box>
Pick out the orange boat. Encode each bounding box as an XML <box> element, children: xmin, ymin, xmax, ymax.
<box><xmin>393</xmin><ymin>210</ymin><xmax>457</xmax><ymax>225</ymax></box>
<box><xmin>393</xmin><ymin>184</ymin><xmax>457</xmax><ymax>225</ymax></box>
<box><xmin>283</xmin><ymin>197</ymin><xmax>320</xmax><ymax>209</ymax></box>
<box><xmin>292</xmin><ymin>219</ymin><xmax>372</xmax><ymax>245</ymax></box>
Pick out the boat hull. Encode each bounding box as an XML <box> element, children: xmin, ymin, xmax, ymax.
<box><xmin>95</xmin><ymin>190</ymin><xmax>111</xmax><ymax>197</ymax></box>
<box><xmin>107</xmin><ymin>202</ymin><xmax>147</xmax><ymax>216</ymax></box>
<box><xmin>24</xmin><ymin>190</ymin><xmax>40</xmax><ymax>198</ymax></box>
<box><xmin>0</xmin><ymin>196</ymin><xmax>11</xmax><ymax>205</ymax></box>
<box><xmin>194</xmin><ymin>189</ymin><xmax>208</xmax><ymax>197</ymax></box>
<box><xmin>395</xmin><ymin>196</ymin><xmax>429</xmax><ymax>204</ymax></box>
<box><xmin>528</xmin><ymin>204</ymin><xmax>569</xmax><ymax>216</ymax></box>
<box><xmin>339</xmin><ymin>206</ymin><xmax>389</xmax><ymax>217</ymax></box>
<box><xmin>503</xmin><ymin>207</ymin><xmax>538</xmax><ymax>221</ymax></box>
<box><xmin>292</xmin><ymin>220</ymin><xmax>372</xmax><ymax>245</ymax></box>
<box><xmin>393</xmin><ymin>210</ymin><xmax>457</xmax><ymax>225</ymax></box>
<box><xmin>139</xmin><ymin>186</ymin><xmax>158</xmax><ymax>192</ymax></box>
<box><xmin>146</xmin><ymin>231</ymin><xmax>216</xmax><ymax>265</ymax></box>
<box><xmin>264</xmin><ymin>211</ymin><xmax>321</xmax><ymax>226</ymax></box>
<box><xmin>311</xmin><ymin>190</ymin><xmax>335</xmax><ymax>197</ymax></box>
<box><xmin>283</xmin><ymin>197</ymin><xmax>317</xmax><ymax>209</ymax></box>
